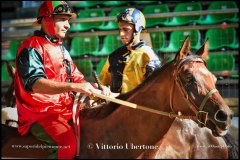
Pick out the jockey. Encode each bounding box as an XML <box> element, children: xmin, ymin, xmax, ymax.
<box><xmin>14</xmin><ymin>1</ymin><xmax>111</xmax><ymax>159</ymax></box>
<box><xmin>99</xmin><ymin>8</ymin><xmax>161</xmax><ymax>94</ymax></box>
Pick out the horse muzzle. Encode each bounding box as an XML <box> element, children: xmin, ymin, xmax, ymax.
<box><xmin>206</xmin><ymin>108</ymin><xmax>233</xmax><ymax>136</ymax></box>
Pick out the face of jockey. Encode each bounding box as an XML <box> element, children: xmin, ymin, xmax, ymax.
<box><xmin>118</xmin><ymin>21</ymin><xmax>136</xmax><ymax>45</ymax></box>
<box><xmin>118</xmin><ymin>21</ymin><xmax>139</xmax><ymax>44</ymax></box>
<box><xmin>54</xmin><ymin>15</ymin><xmax>71</xmax><ymax>39</ymax></box>
<box><xmin>117</xmin><ymin>8</ymin><xmax>145</xmax><ymax>47</ymax></box>
<box><xmin>33</xmin><ymin>1</ymin><xmax>76</xmax><ymax>38</ymax></box>
<box><xmin>42</xmin><ymin>14</ymin><xmax>71</xmax><ymax>39</ymax></box>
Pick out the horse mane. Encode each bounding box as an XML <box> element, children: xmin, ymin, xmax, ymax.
<box><xmin>80</xmin><ymin>59</ymin><xmax>174</xmax><ymax>120</ymax></box>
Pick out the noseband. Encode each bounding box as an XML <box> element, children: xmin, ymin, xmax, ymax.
<box><xmin>170</xmin><ymin>56</ymin><xmax>218</xmax><ymax>127</ymax></box>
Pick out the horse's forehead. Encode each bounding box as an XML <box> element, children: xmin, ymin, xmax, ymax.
<box><xmin>180</xmin><ymin>60</ymin><xmax>215</xmax><ymax>82</ymax></box>
<box><xmin>178</xmin><ymin>57</ymin><xmax>203</xmax><ymax>68</ymax></box>
<box><xmin>198</xmin><ymin>66</ymin><xmax>209</xmax><ymax>75</ymax></box>
<box><xmin>193</xmin><ymin>62</ymin><xmax>213</xmax><ymax>78</ymax></box>
<box><xmin>191</xmin><ymin>61</ymin><xmax>208</xmax><ymax>73</ymax></box>
<box><xmin>181</xmin><ymin>59</ymin><xmax>206</xmax><ymax>71</ymax></box>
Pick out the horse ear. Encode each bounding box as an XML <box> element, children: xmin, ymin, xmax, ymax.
<box><xmin>175</xmin><ymin>36</ymin><xmax>191</xmax><ymax>61</ymax></box>
<box><xmin>196</xmin><ymin>39</ymin><xmax>209</xmax><ymax>60</ymax></box>
<box><xmin>6</xmin><ymin>61</ymin><xmax>16</xmax><ymax>78</ymax></box>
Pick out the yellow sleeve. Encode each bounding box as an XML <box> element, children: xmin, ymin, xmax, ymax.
<box><xmin>99</xmin><ymin>58</ymin><xmax>112</xmax><ymax>86</ymax></box>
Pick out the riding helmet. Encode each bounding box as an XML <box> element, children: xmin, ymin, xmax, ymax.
<box><xmin>117</xmin><ymin>8</ymin><xmax>146</xmax><ymax>33</ymax></box>
<box><xmin>32</xmin><ymin>1</ymin><xmax>76</xmax><ymax>26</ymax></box>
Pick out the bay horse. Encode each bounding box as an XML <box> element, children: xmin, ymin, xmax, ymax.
<box><xmin>77</xmin><ymin>37</ymin><xmax>236</xmax><ymax>158</ymax></box>
<box><xmin>1</xmin><ymin>37</ymin><xmax>238</xmax><ymax>158</ymax></box>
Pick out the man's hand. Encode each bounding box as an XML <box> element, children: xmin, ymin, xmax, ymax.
<box><xmin>72</xmin><ymin>82</ymin><xmax>116</xmax><ymax>98</ymax></box>
<box><xmin>92</xmin><ymin>83</ymin><xmax>119</xmax><ymax>97</ymax></box>
<box><xmin>109</xmin><ymin>92</ymin><xmax>120</xmax><ymax>98</ymax></box>
<box><xmin>90</xmin><ymin>83</ymin><xmax>110</xmax><ymax>96</ymax></box>
<box><xmin>32</xmin><ymin>78</ymin><xmax>120</xmax><ymax>98</ymax></box>
<box><xmin>100</xmin><ymin>85</ymin><xmax>111</xmax><ymax>96</ymax></box>
<box><xmin>72</xmin><ymin>82</ymin><xmax>99</xmax><ymax>97</ymax></box>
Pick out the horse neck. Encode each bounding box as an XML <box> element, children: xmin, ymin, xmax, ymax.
<box><xmin>79</xmin><ymin>63</ymin><xmax>176</xmax><ymax>158</ymax></box>
<box><xmin>128</xmin><ymin>62</ymin><xmax>175</xmax><ymax>110</ymax></box>
<box><xmin>80</xmin><ymin>107</ymin><xmax>175</xmax><ymax>158</ymax></box>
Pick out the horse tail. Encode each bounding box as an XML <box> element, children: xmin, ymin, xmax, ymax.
<box><xmin>222</xmin><ymin>132</ymin><xmax>239</xmax><ymax>159</ymax></box>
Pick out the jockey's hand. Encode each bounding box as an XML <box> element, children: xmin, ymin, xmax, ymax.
<box><xmin>72</xmin><ymin>82</ymin><xmax>99</xmax><ymax>97</ymax></box>
<box><xmin>100</xmin><ymin>85</ymin><xmax>111</xmax><ymax>96</ymax></box>
<box><xmin>93</xmin><ymin>84</ymin><xmax>120</xmax><ymax>98</ymax></box>
<box><xmin>91</xmin><ymin>83</ymin><xmax>111</xmax><ymax>96</ymax></box>
<box><xmin>110</xmin><ymin>92</ymin><xmax>120</xmax><ymax>98</ymax></box>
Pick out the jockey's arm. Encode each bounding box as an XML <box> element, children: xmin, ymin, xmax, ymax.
<box><xmin>32</xmin><ymin>79</ymin><xmax>117</xmax><ymax>98</ymax></box>
<box><xmin>17</xmin><ymin>48</ymin><xmax>115</xmax><ymax>100</ymax></box>
<box><xmin>32</xmin><ymin>78</ymin><xmax>101</xmax><ymax>97</ymax></box>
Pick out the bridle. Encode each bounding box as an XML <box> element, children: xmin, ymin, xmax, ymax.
<box><xmin>170</xmin><ymin>56</ymin><xmax>218</xmax><ymax>127</ymax></box>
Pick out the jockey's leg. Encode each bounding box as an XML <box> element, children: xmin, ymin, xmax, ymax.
<box><xmin>30</xmin><ymin>114</ymin><xmax>77</xmax><ymax>159</ymax></box>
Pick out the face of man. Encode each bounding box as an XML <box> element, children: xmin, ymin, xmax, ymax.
<box><xmin>53</xmin><ymin>14</ymin><xmax>71</xmax><ymax>39</ymax></box>
<box><xmin>118</xmin><ymin>21</ymin><xmax>134</xmax><ymax>45</ymax></box>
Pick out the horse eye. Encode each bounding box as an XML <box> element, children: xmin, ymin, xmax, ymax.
<box><xmin>187</xmin><ymin>75</ymin><xmax>194</xmax><ymax>81</ymax></box>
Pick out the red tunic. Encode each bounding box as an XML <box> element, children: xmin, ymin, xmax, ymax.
<box><xmin>15</xmin><ymin>35</ymin><xmax>84</xmax><ymax>135</ymax></box>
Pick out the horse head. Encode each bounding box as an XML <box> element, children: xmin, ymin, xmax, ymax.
<box><xmin>171</xmin><ymin>36</ymin><xmax>233</xmax><ymax>136</ymax></box>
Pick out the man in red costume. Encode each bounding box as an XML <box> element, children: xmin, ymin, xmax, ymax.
<box><xmin>14</xmin><ymin>1</ymin><xmax>110</xmax><ymax>159</ymax></box>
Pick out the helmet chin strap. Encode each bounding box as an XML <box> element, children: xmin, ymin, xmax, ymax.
<box><xmin>42</xmin><ymin>15</ymin><xmax>55</xmax><ymax>38</ymax></box>
<box><xmin>124</xmin><ymin>32</ymin><xmax>139</xmax><ymax>48</ymax></box>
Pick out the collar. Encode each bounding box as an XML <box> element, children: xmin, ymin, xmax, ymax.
<box><xmin>34</xmin><ymin>30</ymin><xmax>62</xmax><ymax>44</ymax></box>
<box><xmin>131</xmin><ymin>40</ymin><xmax>145</xmax><ymax>50</ymax></box>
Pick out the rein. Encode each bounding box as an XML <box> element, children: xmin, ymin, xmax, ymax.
<box><xmin>92</xmin><ymin>93</ymin><xmax>197</xmax><ymax>120</ymax></box>
<box><xmin>88</xmin><ymin>57</ymin><xmax>219</xmax><ymax>127</ymax></box>
<box><xmin>72</xmin><ymin>92</ymin><xmax>89</xmax><ymax>157</ymax></box>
